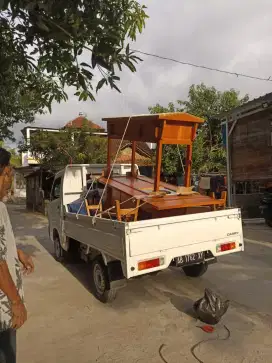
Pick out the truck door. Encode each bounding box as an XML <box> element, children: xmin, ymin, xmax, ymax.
<box><xmin>48</xmin><ymin>176</ymin><xmax>63</xmax><ymax>242</ymax></box>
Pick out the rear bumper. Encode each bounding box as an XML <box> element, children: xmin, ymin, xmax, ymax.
<box><xmin>126</xmin><ymin>236</ymin><xmax>244</xmax><ymax>278</ymax></box>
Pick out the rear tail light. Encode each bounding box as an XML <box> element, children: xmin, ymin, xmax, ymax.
<box><xmin>138</xmin><ymin>257</ymin><xmax>164</xmax><ymax>271</ymax></box>
<box><xmin>216</xmin><ymin>242</ymin><xmax>236</xmax><ymax>253</ymax></box>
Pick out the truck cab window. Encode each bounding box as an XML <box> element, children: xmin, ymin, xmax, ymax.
<box><xmin>51</xmin><ymin>177</ymin><xmax>61</xmax><ymax>200</ymax></box>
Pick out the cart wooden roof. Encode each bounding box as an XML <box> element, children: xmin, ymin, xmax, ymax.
<box><xmin>103</xmin><ymin>113</ymin><xmax>204</xmax><ymax>145</ymax></box>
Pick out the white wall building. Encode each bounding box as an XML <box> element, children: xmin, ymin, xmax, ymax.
<box><xmin>21</xmin><ymin>126</ymin><xmax>60</xmax><ymax>167</ymax></box>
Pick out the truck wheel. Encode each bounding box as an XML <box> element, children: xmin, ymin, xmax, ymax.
<box><xmin>90</xmin><ymin>257</ymin><xmax>117</xmax><ymax>303</ymax></box>
<box><xmin>182</xmin><ymin>262</ymin><xmax>208</xmax><ymax>277</ymax></box>
<box><xmin>54</xmin><ymin>236</ymin><xmax>65</xmax><ymax>263</ymax></box>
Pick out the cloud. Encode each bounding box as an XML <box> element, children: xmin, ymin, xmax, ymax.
<box><xmin>11</xmin><ymin>0</ymin><xmax>272</xmax><ymax>143</ymax></box>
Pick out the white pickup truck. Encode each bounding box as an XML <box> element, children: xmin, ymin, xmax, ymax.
<box><xmin>48</xmin><ymin>164</ymin><xmax>244</xmax><ymax>303</ymax></box>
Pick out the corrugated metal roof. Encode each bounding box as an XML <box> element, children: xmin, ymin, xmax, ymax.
<box><xmin>111</xmin><ymin>139</ymin><xmax>153</xmax><ymax>158</ymax></box>
<box><xmin>116</xmin><ymin>153</ymin><xmax>152</xmax><ymax>166</ymax></box>
<box><xmin>219</xmin><ymin>92</ymin><xmax>272</xmax><ymax>119</ymax></box>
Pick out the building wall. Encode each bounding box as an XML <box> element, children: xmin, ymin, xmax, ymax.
<box><xmin>26</xmin><ymin>175</ymin><xmax>45</xmax><ymax>213</ymax></box>
<box><xmin>231</xmin><ymin>109</ymin><xmax>272</xmax><ymax>181</ymax></box>
<box><xmin>229</xmin><ymin>109</ymin><xmax>272</xmax><ymax>217</ymax></box>
<box><xmin>233</xmin><ymin>193</ymin><xmax>263</xmax><ymax>218</ymax></box>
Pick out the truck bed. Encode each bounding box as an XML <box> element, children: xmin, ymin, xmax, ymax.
<box><xmin>64</xmin><ymin>208</ymin><xmax>243</xmax><ymax>278</ymax></box>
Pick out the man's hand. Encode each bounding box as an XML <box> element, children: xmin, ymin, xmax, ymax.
<box><xmin>11</xmin><ymin>299</ymin><xmax>27</xmax><ymax>329</ymax></box>
<box><xmin>17</xmin><ymin>249</ymin><xmax>34</xmax><ymax>275</ymax></box>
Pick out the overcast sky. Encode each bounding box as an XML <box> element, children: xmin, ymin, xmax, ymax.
<box><xmin>11</xmin><ymin>0</ymin><xmax>272</xmax><ymax>144</ymax></box>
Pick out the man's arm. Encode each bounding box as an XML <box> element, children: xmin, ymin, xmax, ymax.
<box><xmin>0</xmin><ymin>202</ymin><xmax>27</xmax><ymax>329</ymax></box>
<box><xmin>0</xmin><ymin>260</ymin><xmax>21</xmax><ymax>303</ymax></box>
<box><xmin>0</xmin><ymin>260</ymin><xmax>27</xmax><ymax>329</ymax></box>
<box><xmin>17</xmin><ymin>249</ymin><xmax>34</xmax><ymax>275</ymax></box>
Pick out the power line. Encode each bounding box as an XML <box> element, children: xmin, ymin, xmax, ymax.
<box><xmin>132</xmin><ymin>49</ymin><xmax>272</xmax><ymax>83</ymax></box>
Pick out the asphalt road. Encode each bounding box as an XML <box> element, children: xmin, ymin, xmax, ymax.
<box><xmin>9</xmin><ymin>205</ymin><xmax>272</xmax><ymax>363</ymax></box>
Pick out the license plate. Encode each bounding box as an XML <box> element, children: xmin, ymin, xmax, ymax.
<box><xmin>175</xmin><ymin>252</ymin><xmax>204</xmax><ymax>267</ymax></box>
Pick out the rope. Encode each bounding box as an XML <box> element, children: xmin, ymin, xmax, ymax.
<box><xmin>94</xmin><ymin>196</ymin><xmax>137</xmax><ymax>218</ymax></box>
<box><xmin>75</xmin><ymin>175</ymin><xmax>96</xmax><ymax>219</ymax></box>
<box><xmin>120</xmin><ymin>200</ymin><xmax>148</xmax><ymax>220</ymax></box>
<box><xmin>176</xmin><ymin>145</ymin><xmax>185</xmax><ymax>174</ymax></box>
<box><xmin>93</xmin><ymin>116</ymin><xmax>132</xmax><ymax>222</ymax></box>
<box><xmin>158</xmin><ymin>324</ymin><xmax>231</xmax><ymax>363</ymax></box>
<box><xmin>190</xmin><ymin>325</ymin><xmax>230</xmax><ymax>363</ymax></box>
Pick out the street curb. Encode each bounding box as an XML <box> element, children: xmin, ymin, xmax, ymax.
<box><xmin>242</xmin><ymin>218</ymin><xmax>264</xmax><ymax>225</ymax></box>
<box><xmin>244</xmin><ymin>238</ymin><xmax>272</xmax><ymax>248</ymax></box>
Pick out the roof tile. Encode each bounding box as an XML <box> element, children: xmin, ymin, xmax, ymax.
<box><xmin>65</xmin><ymin>116</ymin><xmax>102</xmax><ymax>129</ymax></box>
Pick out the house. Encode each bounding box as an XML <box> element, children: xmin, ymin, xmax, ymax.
<box><xmin>112</xmin><ymin>140</ymin><xmax>153</xmax><ymax>176</ymax></box>
<box><xmin>21</xmin><ymin>113</ymin><xmax>106</xmax><ymax>167</ymax></box>
<box><xmin>22</xmin><ymin>166</ymin><xmax>62</xmax><ymax>214</ymax></box>
<box><xmin>220</xmin><ymin>92</ymin><xmax>272</xmax><ymax>217</ymax></box>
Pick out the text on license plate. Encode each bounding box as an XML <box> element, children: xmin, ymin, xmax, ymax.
<box><xmin>175</xmin><ymin>252</ymin><xmax>204</xmax><ymax>266</ymax></box>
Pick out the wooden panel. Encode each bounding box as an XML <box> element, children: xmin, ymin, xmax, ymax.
<box><xmin>231</xmin><ymin>112</ymin><xmax>272</xmax><ymax>181</ymax></box>
<box><xmin>99</xmin><ymin>176</ymin><xmax>223</xmax><ymax>211</ymax></box>
<box><xmin>154</xmin><ymin>140</ymin><xmax>162</xmax><ymax>191</ymax></box>
<box><xmin>108</xmin><ymin>119</ymin><xmax>160</xmax><ymax>143</ymax></box>
<box><xmin>103</xmin><ymin>113</ymin><xmax>204</xmax><ymax>124</ymax></box>
<box><xmin>131</xmin><ymin>141</ymin><xmax>136</xmax><ymax>176</ymax></box>
<box><xmin>163</xmin><ymin>123</ymin><xmax>193</xmax><ymax>144</ymax></box>
<box><xmin>184</xmin><ymin>145</ymin><xmax>192</xmax><ymax>187</ymax></box>
<box><xmin>105</xmin><ymin>113</ymin><xmax>204</xmax><ymax>143</ymax></box>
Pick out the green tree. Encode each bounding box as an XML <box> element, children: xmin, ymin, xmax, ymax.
<box><xmin>19</xmin><ymin>125</ymin><xmax>107</xmax><ymax>167</ymax></box>
<box><xmin>149</xmin><ymin>83</ymin><xmax>249</xmax><ymax>175</ymax></box>
<box><xmin>178</xmin><ymin>83</ymin><xmax>249</xmax><ymax>151</ymax></box>
<box><xmin>0</xmin><ymin>0</ymin><xmax>148</xmax><ymax>139</ymax></box>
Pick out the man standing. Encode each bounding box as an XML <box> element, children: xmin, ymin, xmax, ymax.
<box><xmin>0</xmin><ymin>148</ymin><xmax>34</xmax><ymax>363</ymax></box>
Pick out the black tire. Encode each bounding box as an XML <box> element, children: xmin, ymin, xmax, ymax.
<box><xmin>54</xmin><ymin>236</ymin><xmax>66</xmax><ymax>262</ymax></box>
<box><xmin>90</xmin><ymin>257</ymin><xmax>117</xmax><ymax>303</ymax></box>
<box><xmin>182</xmin><ymin>262</ymin><xmax>208</xmax><ymax>278</ymax></box>
<box><xmin>54</xmin><ymin>236</ymin><xmax>80</xmax><ymax>263</ymax></box>
<box><xmin>265</xmin><ymin>219</ymin><xmax>272</xmax><ymax>228</ymax></box>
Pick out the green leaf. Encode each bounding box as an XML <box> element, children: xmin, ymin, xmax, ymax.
<box><xmin>36</xmin><ymin>20</ymin><xmax>50</xmax><ymax>32</ymax></box>
<box><xmin>91</xmin><ymin>53</ymin><xmax>97</xmax><ymax>69</ymax></box>
<box><xmin>96</xmin><ymin>56</ymin><xmax>111</xmax><ymax>71</ymax></box>
<box><xmin>81</xmin><ymin>69</ymin><xmax>93</xmax><ymax>80</ymax></box>
<box><xmin>78</xmin><ymin>74</ymin><xmax>87</xmax><ymax>90</ymax></box>
<box><xmin>96</xmin><ymin>78</ymin><xmax>106</xmax><ymax>93</ymax></box>
<box><xmin>112</xmin><ymin>83</ymin><xmax>121</xmax><ymax>93</ymax></box>
<box><xmin>80</xmin><ymin>62</ymin><xmax>92</xmax><ymax>68</ymax></box>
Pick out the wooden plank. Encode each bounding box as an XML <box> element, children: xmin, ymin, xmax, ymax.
<box><xmin>106</xmin><ymin>137</ymin><xmax>112</xmax><ymax>177</ymax></box>
<box><xmin>102</xmin><ymin>113</ymin><xmax>204</xmax><ymax>124</ymax></box>
<box><xmin>104</xmin><ymin>113</ymin><xmax>204</xmax><ymax>143</ymax></box>
<box><xmin>98</xmin><ymin>176</ymin><xmax>223</xmax><ymax>211</ymax></box>
<box><xmin>137</xmin><ymin>175</ymin><xmax>177</xmax><ymax>191</ymax></box>
<box><xmin>154</xmin><ymin>140</ymin><xmax>163</xmax><ymax>191</ymax></box>
<box><xmin>148</xmin><ymin>194</ymin><xmax>223</xmax><ymax>211</ymax></box>
<box><xmin>184</xmin><ymin>144</ymin><xmax>192</xmax><ymax>187</ymax></box>
<box><xmin>162</xmin><ymin>139</ymin><xmax>192</xmax><ymax>145</ymax></box>
<box><xmin>131</xmin><ymin>141</ymin><xmax>136</xmax><ymax>177</ymax></box>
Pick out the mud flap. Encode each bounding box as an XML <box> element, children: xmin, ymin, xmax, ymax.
<box><xmin>107</xmin><ymin>260</ymin><xmax>127</xmax><ymax>291</ymax></box>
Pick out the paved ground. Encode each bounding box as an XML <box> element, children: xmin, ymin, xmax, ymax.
<box><xmin>8</xmin><ymin>205</ymin><xmax>272</xmax><ymax>363</ymax></box>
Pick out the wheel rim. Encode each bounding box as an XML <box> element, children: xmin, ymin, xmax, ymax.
<box><xmin>93</xmin><ymin>263</ymin><xmax>106</xmax><ymax>295</ymax></box>
<box><xmin>55</xmin><ymin>239</ymin><xmax>61</xmax><ymax>258</ymax></box>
